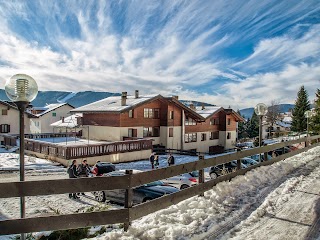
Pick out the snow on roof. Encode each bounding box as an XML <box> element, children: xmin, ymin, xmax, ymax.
<box><xmin>71</xmin><ymin>94</ymin><xmax>159</xmax><ymax>112</ymax></box>
<box><xmin>34</xmin><ymin>103</ymin><xmax>71</xmax><ymax>116</ymax></box>
<box><xmin>276</xmin><ymin>120</ymin><xmax>291</xmax><ymax>128</ymax></box>
<box><xmin>51</xmin><ymin>113</ymin><xmax>83</xmax><ymax>128</ymax></box>
<box><xmin>195</xmin><ymin>106</ymin><xmax>222</xmax><ymax>118</ymax></box>
<box><xmin>283</xmin><ymin>116</ymin><xmax>292</xmax><ymax>123</ymax></box>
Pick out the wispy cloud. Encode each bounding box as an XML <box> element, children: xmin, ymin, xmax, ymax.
<box><xmin>0</xmin><ymin>0</ymin><xmax>319</xmax><ymax>108</ymax></box>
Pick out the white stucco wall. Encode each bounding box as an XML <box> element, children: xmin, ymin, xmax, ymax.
<box><xmin>0</xmin><ymin>104</ymin><xmax>31</xmax><ymax>135</ymax></box>
<box><xmin>30</xmin><ymin>105</ymin><xmax>74</xmax><ymax>133</ymax></box>
<box><xmin>183</xmin><ymin>132</ymin><xmax>220</xmax><ymax>153</ymax></box>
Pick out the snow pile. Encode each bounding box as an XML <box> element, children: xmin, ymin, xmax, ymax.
<box><xmin>0</xmin><ymin>152</ymin><xmax>64</xmax><ymax>172</ymax></box>
<box><xmin>92</xmin><ymin>147</ymin><xmax>320</xmax><ymax>240</ymax></box>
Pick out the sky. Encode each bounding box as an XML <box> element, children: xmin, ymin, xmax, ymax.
<box><xmin>0</xmin><ymin>0</ymin><xmax>319</xmax><ymax>109</ymax></box>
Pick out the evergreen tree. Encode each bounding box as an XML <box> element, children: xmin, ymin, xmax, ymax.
<box><xmin>310</xmin><ymin>89</ymin><xmax>320</xmax><ymax>134</ymax></box>
<box><xmin>291</xmin><ymin>86</ymin><xmax>310</xmax><ymax>132</ymax></box>
<box><xmin>248</xmin><ymin>111</ymin><xmax>259</xmax><ymax>139</ymax></box>
<box><xmin>237</xmin><ymin>110</ymin><xmax>247</xmax><ymax>139</ymax></box>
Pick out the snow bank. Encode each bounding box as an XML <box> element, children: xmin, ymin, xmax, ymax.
<box><xmin>92</xmin><ymin>147</ymin><xmax>320</xmax><ymax>240</ymax></box>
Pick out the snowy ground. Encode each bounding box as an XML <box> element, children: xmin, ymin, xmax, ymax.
<box><xmin>0</xmin><ymin>146</ymin><xmax>319</xmax><ymax>239</ymax></box>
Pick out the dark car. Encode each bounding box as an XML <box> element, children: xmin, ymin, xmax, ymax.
<box><xmin>93</xmin><ymin>171</ymin><xmax>179</xmax><ymax>204</ymax></box>
<box><xmin>94</xmin><ymin>162</ymin><xmax>116</xmax><ymax>175</ymax></box>
<box><xmin>209</xmin><ymin>160</ymin><xmax>246</xmax><ymax>179</ymax></box>
<box><xmin>273</xmin><ymin>147</ymin><xmax>292</xmax><ymax>156</ymax></box>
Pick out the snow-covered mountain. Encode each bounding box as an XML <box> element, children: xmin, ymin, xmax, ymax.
<box><xmin>0</xmin><ymin>89</ymin><xmax>121</xmax><ymax>108</ymax></box>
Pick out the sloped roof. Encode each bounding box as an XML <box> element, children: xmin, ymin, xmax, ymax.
<box><xmin>282</xmin><ymin>116</ymin><xmax>292</xmax><ymax>123</ymax></box>
<box><xmin>0</xmin><ymin>100</ymin><xmax>37</xmax><ymax>118</ymax></box>
<box><xmin>71</xmin><ymin>94</ymin><xmax>160</xmax><ymax>113</ymax></box>
<box><xmin>195</xmin><ymin>106</ymin><xmax>223</xmax><ymax>118</ymax></box>
<box><xmin>51</xmin><ymin>113</ymin><xmax>82</xmax><ymax>128</ymax></box>
<box><xmin>32</xmin><ymin>103</ymin><xmax>74</xmax><ymax>117</ymax></box>
<box><xmin>224</xmin><ymin>109</ymin><xmax>245</xmax><ymax>122</ymax></box>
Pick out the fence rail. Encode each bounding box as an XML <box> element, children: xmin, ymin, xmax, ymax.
<box><xmin>3</xmin><ymin>135</ymin><xmax>153</xmax><ymax>160</ymax></box>
<box><xmin>0</xmin><ymin>135</ymin><xmax>319</xmax><ymax>235</ymax></box>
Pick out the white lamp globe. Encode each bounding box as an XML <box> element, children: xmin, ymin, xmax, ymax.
<box><xmin>304</xmin><ymin>110</ymin><xmax>313</xmax><ymax>118</ymax></box>
<box><xmin>5</xmin><ymin>74</ymin><xmax>38</xmax><ymax>102</ymax></box>
<box><xmin>254</xmin><ymin>103</ymin><xmax>268</xmax><ymax>116</ymax></box>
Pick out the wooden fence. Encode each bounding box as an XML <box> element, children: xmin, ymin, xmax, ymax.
<box><xmin>0</xmin><ymin>135</ymin><xmax>319</xmax><ymax>235</ymax></box>
<box><xmin>3</xmin><ymin>136</ymin><xmax>153</xmax><ymax>160</ymax></box>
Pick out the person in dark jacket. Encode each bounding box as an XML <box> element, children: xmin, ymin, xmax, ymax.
<box><xmin>77</xmin><ymin>159</ymin><xmax>91</xmax><ymax>195</ymax></box>
<box><xmin>149</xmin><ymin>153</ymin><xmax>155</xmax><ymax>169</ymax></box>
<box><xmin>68</xmin><ymin>160</ymin><xmax>79</xmax><ymax>199</ymax></box>
<box><xmin>167</xmin><ymin>154</ymin><xmax>175</xmax><ymax>166</ymax></box>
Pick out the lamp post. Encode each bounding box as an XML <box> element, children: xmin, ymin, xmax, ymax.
<box><xmin>304</xmin><ymin>110</ymin><xmax>313</xmax><ymax>139</ymax></box>
<box><xmin>5</xmin><ymin>74</ymin><xmax>38</xmax><ymax>240</ymax></box>
<box><xmin>254</xmin><ymin>103</ymin><xmax>268</xmax><ymax>162</ymax></box>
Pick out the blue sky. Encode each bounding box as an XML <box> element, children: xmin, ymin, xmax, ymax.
<box><xmin>0</xmin><ymin>0</ymin><xmax>319</xmax><ymax>108</ymax></box>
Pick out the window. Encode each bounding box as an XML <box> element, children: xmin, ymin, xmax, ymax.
<box><xmin>129</xmin><ymin>109</ymin><xmax>134</xmax><ymax>118</ymax></box>
<box><xmin>185</xmin><ymin>117</ymin><xmax>196</xmax><ymax>125</ymax></box>
<box><xmin>201</xmin><ymin>133</ymin><xmax>206</xmax><ymax>141</ymax></box>
<box><xmin>143</xmin><ymin>127</ymin><xmax>160</xmax><ymax>137</ymax></box>
<box><xmin>210</xmin><ymin>131</ymin><xmax>219</xmax><ymax>140</ymax></box>
<box><xmin>154</xmin><ymin>109</ymin><xmax>160</xmax><ymax>119</ymax></box>
<box><xmin>169</xmin><ymin>111</ymin><xmax>174</xmax><ymax>119</ymax></box>
<box><xmin>2</xmin><ymin>109</ymin><xmax>7</xmax><ymax>115</ymax></box>
<box><xmin>227</xmin><ymin>118</ymin><xmax>231</xmax><ymax>125</ymax></box>
<box><xmin>169</xmin><ymin>128</ymin><xmax>173</xmax><ymax>137</ymax></box>
<box><xmin>52</xmin><ymin>112</ymin><xmax>56</xmax><ymax>117</ymax></box>
<box><xmin>185</xmin><ymin>133</ymin><xmax>197</xmax><ymax>143</ymax></box>
<box><xmin>143</xmin><ymin>108</ymin><xmax>160</xmax><ymax>118</ymax></box>
<box><xmin>128</xmin><ymin>128</ymin><xmax>137</xmax><ymax>137</ymax></box>
<box><xmin>227</xmin><ymin>132</ymin><xmax>231</xmax><ymax>139</ymax></box>
<box><xmin>210</xmin><ymin>118</ymin><xmax>219</xmax><ymax>125</ymax></box>
<box><xmin>0</xmin><ymin>124</ymin><xmax>10</xmax><ymax>133</ymax></box>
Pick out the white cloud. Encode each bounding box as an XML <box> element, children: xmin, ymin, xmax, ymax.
<box><xmin>0</xmin><ymin>1</ymin><xmax>319</xmax><ymax>109</ymax></box>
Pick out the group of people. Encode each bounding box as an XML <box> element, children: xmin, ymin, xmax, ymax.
<box><xmin>149</xmin><ymin>153</ymin><xmax>175</xmax><ymax>169</ymax></box>
<box><xmin>67</xmin><ymin>159</ymin><xmax>100</xmax><ymax>199</ymax></box>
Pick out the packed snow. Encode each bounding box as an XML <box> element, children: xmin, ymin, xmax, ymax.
<box><xmin>0</xmin><ymin>146</ymin><xmax>319</xmax><ymax>239</ymax></box>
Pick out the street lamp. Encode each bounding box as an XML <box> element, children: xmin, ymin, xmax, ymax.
<box><xmin>304</xmin><ymin>110</ymin><xmax>313</xmax><ymax>137</ymax></box>
<box><xmin>5</xmin><ymin>74</ymin><xmax>38</xmax><ymax>240</ymax></box>
<box><xmin>254</xmin><ymin>103</ymin><xmax>268</xmax><ymax>162</ymax></box>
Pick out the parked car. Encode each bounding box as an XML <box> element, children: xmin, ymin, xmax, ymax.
<box><xmin>93</xmin><ymin>171</ymin><xmax>179</xmax><ymax>204</ymax></box>
<box><xmin>274</xmin><ymin>147</ymin><xmax>292</xmax><ymax>156</ymax></box>
<box><xmin>92</xmin><ymin>162</ymin><xmax>116</xmax><ymax>176</ymax></box>
<box><xmin>241</xmin><ymin>157</ymin><xmax>258</xmax><ymax>166</ymax></box>
<box><xmin>209</xmin><ymin>160</ymin><xmax>246</xmax><ymax>179</ymax></box>
<box><xmin>250</xmin><ymin>154</ymin><xmax>272</xmax><ymax>162</ymax></box>
<box><xmin>162</xmin><ymin>171</ymin><xmax>199</xmax><ymax>189</ymax></box>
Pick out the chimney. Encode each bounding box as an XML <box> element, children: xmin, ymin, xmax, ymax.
<box><xmin>121</xmin><ymin>92</ymin><xmax>127</xmax><ymax>106</ymax></box>
<box><xmin>135</xmin><ymin>90</ymin><xmax>139</xmax><ymax>99</ymax></box>
<box><xmin>62</xmin><ymin>117</ymin><xmax>65</xmax><ymax>123</ymax></box>
<box><xmin>201</xmin><ymin>103</ymin><xmax>205</xmax><ymax>110</ymax></box>
<box><xmin>172</xmin><ymin>95</ymin><xmax>179</xmax><ymax>100</ymax></box>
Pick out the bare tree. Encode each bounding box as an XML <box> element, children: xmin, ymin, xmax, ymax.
<box><xmin>266</xmin><ymin>100</ymin><xmax>281</xmax><ymax>138</ymax></box>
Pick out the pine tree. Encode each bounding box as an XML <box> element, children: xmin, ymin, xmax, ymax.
<box><xmin>237</xmin><ymin>110</ymin><xmax>247</xmax><ymax>139</ymax></box>
<box><xmin>291</xmin><ymin>86</ymin><xmax>310</xmax><ymax>132</ymax></box>
<box><xmin>248</xmin><ymin>111</ymin><xmax>259</xmax><ymax>139</ymax></box>
<box><xmin>310</xmin><ymin>89</ymin><xmax>320</xmax><ymax>134</ymax></box>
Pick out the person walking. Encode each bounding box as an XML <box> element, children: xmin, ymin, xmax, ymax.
<box><xmin>154</xmin><ymin>154</ymin><xmax>159</xmax><ymax>169</ymax></box>
<box><xmin>67</xmin><ymin>160</ymin><xmax>79</xmax><ymax>199</ymax></box>
<box><xmin>149</xmin><ymin>153</ymin><xmax>155</xmax><ymax>169</ymax></box>
<box><xmin>77</xmin><ymin>159</ymin><xmax>91</xmax><ymax>195</ymax></box>
<box><xmin>167</xmin><ymin>154</ymin><xmax>175</xmax><ymax>166</ymax></box>
<box><xmin>92</xmin><ymin>160</ymin><xmax>102</xmax><ymax>176</ymax></box>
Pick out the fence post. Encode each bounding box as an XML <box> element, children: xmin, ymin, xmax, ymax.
<box><xmin>236</xmin><ymin>159</ymin><xmax>241</xmax><ymax>170</ymax></box>
<box><xmin>124</xmin><ymin>169</ymin><xmax>133</xmax><ymax>231</ymax></box>
<box><xmin>198</xmin><ymin>155</ymin><xmax>205</xmax><ymax>197</ymax></box>
<box><xmin>264</xmin><ymin>152</ymin><xmax>268</xmax><ymax>161</ymax></box>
